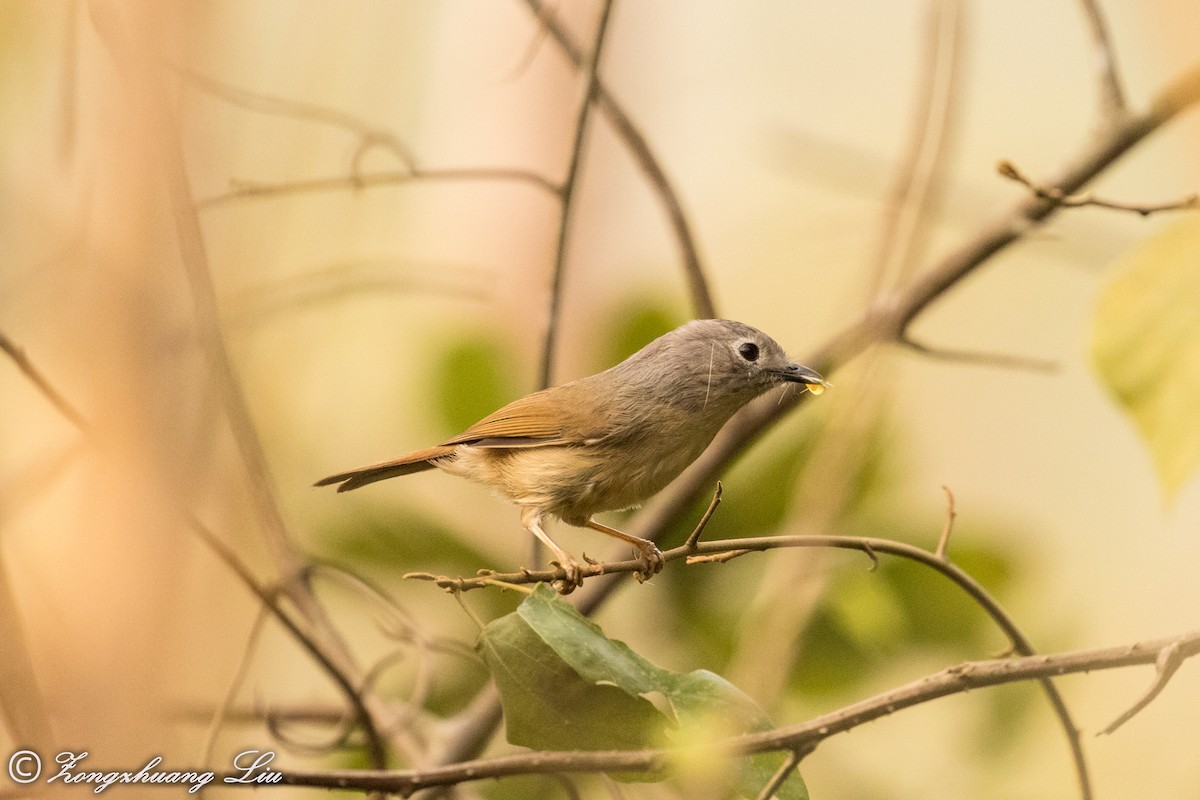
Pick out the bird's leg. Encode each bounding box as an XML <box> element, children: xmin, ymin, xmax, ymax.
<box><xmin>584</xmin><ymin>519</ymin><xmax>664</xmax><ymax>581</ymax></box>
<box><xmin>521</xmin><ymin>507</ymin><xmax>583</xmax><ymax>594</ymax></box>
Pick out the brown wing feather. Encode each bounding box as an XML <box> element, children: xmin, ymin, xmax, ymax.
<box><xmin>442</xmin><ymin>385</ymin><xmax>603</xmax><ymax>447</ymax></box>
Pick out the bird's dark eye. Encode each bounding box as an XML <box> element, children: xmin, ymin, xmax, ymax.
<box><xmin>737</xmin><ymin>342</ymin><xmax>760</xmax><ymax>362</ymax></box>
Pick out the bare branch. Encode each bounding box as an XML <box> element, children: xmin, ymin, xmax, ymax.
<box><xmin>202</xmin><ymin>605</ymin><xmax>269</xmax><ymax>767</ymax></box>
<box><xmin>176</xmin><ymin>67</ymin><xmax>416</xmax><ymax>170</ymax></box>
<box><xmin>414</xmin><ymin>526</ymin><xmax>1089</xmax><ymax>795</ymax></box>
<box><xmin>683</xmin><ymin>481</ymin><xmax>723</xmax><ymax>549</ymax></box>
<box><xmin>198</xmin><ymin>167</ymin><xmax>560</xmax><ymax>209</ymax></box>
<box><xmin>998</xmin><ymin>159</ymin><xmax>1197</xmax><ymax>216</ymax></box>
<box><xmin>1075</xmin><ymin>0</ymin><xmax>1127</xmax><ymax>121</ymax></box>
<box><xmin>755</xmin><ymin>747</ymin><xmax>807</xmax><ymax>800</ymax></box>
<box><xmin>521</xmin><ymin>0</ymin><xmax>717</xmax><ymax>321</ymax></box>
<box><xmin>0</xmin><ymin>328</ymin><xmax>88</xmax><ymax>431</ymax></box>
<box><xmin>537</xmin><ymin>0</ymin><xmax>617</xmax><ymax>389</ymax></box>
<box><xmin>899</xmin><ymin>334</ymin><xmax>1059</xmax><ymax>373</ymax></box>
<box><xmin>935</xmin><ymin>485</ymin><xmax>957</xmax><ymax>559</ymax></box>
<box><xmin>867</xmin><ymin>0</ymin><xmax>966</xmax><ymax>298</ymax></box>
<box><xmin>89</xmin><ymin>7</ymin><xmax>397</xmax><ymax>767</ymax></box>
<box><xmin>216</xmin><ymin>629</ymin><xmax>1200</xmax><ymax>795</ymax></box>
<box><xmin>185</xmin><ymin>517</ymin><xmax>389</xmax><ymax>768</ymax></box>
<box><xmin>1099</xmin><ymin>640</ymin><xmax>1186</xmax><ymax>735</ymax></box>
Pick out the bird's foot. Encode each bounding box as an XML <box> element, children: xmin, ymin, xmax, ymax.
<box><xmin>632</xmin><ymin>540</ymin><xmax>665</xmax><ymax>582</ymax></box>
<box><xmin>549</xmin><ymin>557</ymin><xmax>584</xmax><ymax>595</ymax></box>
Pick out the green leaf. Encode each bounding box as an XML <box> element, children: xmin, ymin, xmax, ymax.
<box><xmin>1092</xmin><ymin>217</ymin><xmax>1200</xmax><ymax>500</ymax></box>
<box><xmin>478</xmin><ymin>586</ymin><xmax>808</xmax><ymax>799</ymax></box>
<box><xmin>477</xmin><ymin>604</ymin><xmax>665</xmax><ymax>751</ymax></box>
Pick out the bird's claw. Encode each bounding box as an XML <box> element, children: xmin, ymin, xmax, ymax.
<box><xmin>549</xmin><ymin>557</ymin><xmax>584</xmax><ymax>595</ymax></box>
<box><xmin>633</xmin><ymin>541</ymin><xmax>665</xmax><ymax>582</ymax></box>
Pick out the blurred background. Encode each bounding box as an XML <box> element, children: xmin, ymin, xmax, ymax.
<box><xmin>1</xmin><ymin>1</ymin><xmax>1199</xmax><ymax>798</ymax></box>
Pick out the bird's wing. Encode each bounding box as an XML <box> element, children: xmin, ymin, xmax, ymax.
<box><xmin>443</xmin><ymin>385</ymin><xmax>603</xmax><ymax>448</ymax></box>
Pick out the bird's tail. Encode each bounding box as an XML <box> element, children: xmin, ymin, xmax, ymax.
<box><xmin>314</xmin><ymin>445</ymin><xmax>456</xmax><ymax>492</ymax></box>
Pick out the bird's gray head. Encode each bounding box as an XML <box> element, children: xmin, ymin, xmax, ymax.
<box><xmin>610</xmin><ymin>319</ymin><xmax>825</xmax><ymax>413</ymax></box>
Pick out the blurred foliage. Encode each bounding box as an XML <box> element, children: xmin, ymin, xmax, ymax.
<box><xmin>597</xmin><ymin>296</ymin><xmax>687</xmax><ymax>372</ymax></box>
<box><xmin>432</xmin><ymin>332</ymin><xmax>522</xmax><ymax>433</ymax></box>
<box><xmin>1092</xmin><ymin>216</ymin><xmax>1200</xmax><ymax>501</ymax></box>
<box><xmin>319</xmin><ymin>504</ymin><xmax>489</xmax><ymax>569</ymax></box>
<box><xmin>314</xmin><ymin>504</ymin><xmax>523</xmax><ymax>623</ymax></box>
<box><xmin>789</xmin><ymin>529</ymin><xmax>1019</xmax><ymax>698</ymax></box>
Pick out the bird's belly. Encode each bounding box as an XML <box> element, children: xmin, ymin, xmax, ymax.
<box><xmin>441</xmin><ymin>438</ymin><xmax>708</xmax><ymax>525</ymax></box>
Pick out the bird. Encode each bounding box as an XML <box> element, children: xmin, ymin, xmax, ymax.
<box><xmin>316</xmin><ymin>319</ymin><xmax>827</xmax><ymax>592</ymax></box>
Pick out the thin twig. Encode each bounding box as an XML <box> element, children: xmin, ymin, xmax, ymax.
<box><xmin>900</xmin><ymin>334</ymin><xmax>1059</xmax><ymax>373</ymax></box>
<box><xmin>176</xmin><ymin>67</ymin><xmax>416</xmax><ymax>170</ymax></box>
<box><xmin>754</xmin><ymin>747</ymin><xmax>807</xmax><ymax>800</ymax></box>
<box><xmin>537</xmin><ymin>0</ymin><xmax>617</xmax><ymax>389</ymax></box>
<box><xmin>1075</xmin><ymin>0</ymin><xmax>1127</xmax><ymax>121</ymax></box>
<box><xmin>88</xmin><ymin>7</ymin><xmax>394</xmax><ymax>768</ymax></box>
<box><xmin>684</xmin><ymin>481</ymin><xmax>723</xmax><ymax>549</ymax></box>
<box><xmin>0</xmin><ymin>328</ymin><xmax>89</xmax><ymax>431</ymax></box>
<box><xmin>216</xmin><ymin>628</ymin><xmax>1200</xmax><ymax>794</ymax></box>
<box><xmin>521</xmin><ymin>0</ymin><xmax>717</xmax><ymax>321</ymax></box>
<box><xmin>867</xmin><ymin>0</ymin><xmax>965</xmax><ymax>298</ymax></box>
<box><xmin>185</xmin><ymin>517</ymin><xmax>389</xmax><ymax>768</ymax></box>
<box><xmin>1099</xmin><ymin>640</ymin><xmax>1186</xmax><ymax>735</ymax></box>
<box><xmin>198</xmin><ymin>167</ymin><xmax>560</xmax><ymax>209</ymax></box>
<box><xmin>997</xmin><ymin>159</ymin><xmax>1197</xmax><ymax>216</ymax></box>
<box><xmin>202</xmin><ymin>605</ymin><xmax>269</xmax><ymax>767</ymax></box>
<box><xmin>935</xmin><ymin>485</ymin><xmax>957</xmax><ymax>559</ymax></box>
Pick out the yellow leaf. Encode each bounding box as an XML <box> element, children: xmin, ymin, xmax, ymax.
<box><xmin>1092</xmin><ymin>217</ymin><xmax>1200</xmax><ymax>501</ymax></box>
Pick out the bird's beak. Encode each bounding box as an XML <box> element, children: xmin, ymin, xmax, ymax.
<box><xmin>778</xmin><ymin>363</ymin><xmax>827</xmax><ymax>387</ymax></box>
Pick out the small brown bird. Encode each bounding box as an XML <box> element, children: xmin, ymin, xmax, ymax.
<box><xmin>316</xmin><ymin>319</ymin><xmax>826</xmax><ymax>592</ymax></box>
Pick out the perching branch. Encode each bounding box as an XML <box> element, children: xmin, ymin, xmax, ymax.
<box><xmin>218</xmin><ymin>627</ymin><xmax>1200</xmax><ymax>795</ymax></box>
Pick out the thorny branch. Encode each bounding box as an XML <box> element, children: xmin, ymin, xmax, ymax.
<box><xmin>219</xmin><ymin>627</ymin><xmax>1200</xmax><ymax>795</ymax></box>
